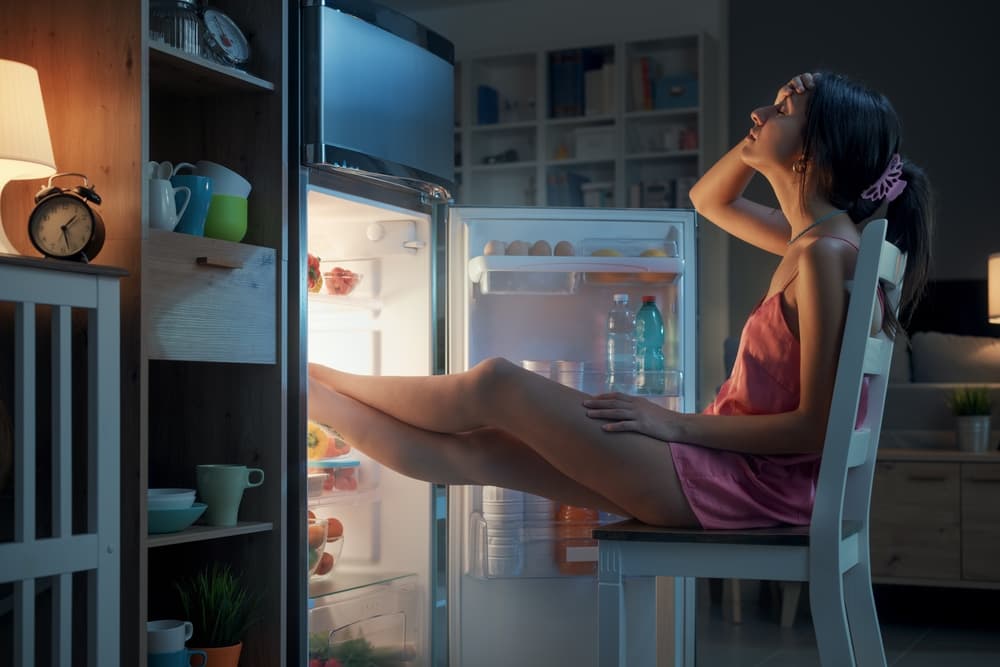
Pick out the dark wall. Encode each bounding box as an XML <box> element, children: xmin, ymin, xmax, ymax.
<box><xmin>726</xmin><ymin>0</ymin><xmax>998</xmax><ymax>333</ymax></box>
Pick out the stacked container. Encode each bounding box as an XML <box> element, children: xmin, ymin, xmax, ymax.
<box><xmin>482</xmin><ymin>486</ymin><xmax>524</xmax><ymax>576</ymax></box>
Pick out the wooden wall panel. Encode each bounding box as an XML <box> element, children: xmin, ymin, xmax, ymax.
<box><xmin>0</xmin><ymin>3</ymin><xmax>143</xmax><ymax>663</ymax></box>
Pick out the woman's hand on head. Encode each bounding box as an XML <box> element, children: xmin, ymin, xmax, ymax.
<box><xmin>582</xmin><ymin>393</ymin><xmax>678</xmax><ymax>440</ymax></box>
<box><xmin>774</xmin><ymin>72</ymin><xmax>819</xmax><ymax>104</ymax></box>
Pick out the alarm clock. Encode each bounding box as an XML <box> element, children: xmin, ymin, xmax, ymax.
<box><xmin>28</xmin><ymin>172</ymin><xmax>106</xmax><ymax>263</ymax></box>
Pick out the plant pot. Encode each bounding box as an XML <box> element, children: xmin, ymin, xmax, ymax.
<box><xmin>189</xmin><ymin>641</ymin><xmax>242</xmax><ymax>667</ymax></box>
<box><xmin>956</xmin><ymin>415</ymin><xmax>992</xmax><ymax>453</ymax></box>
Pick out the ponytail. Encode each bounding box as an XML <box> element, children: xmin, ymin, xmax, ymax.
<box><xmin>884</xmin><ymin>160</ymin><xmax>934</xmax><ymax>336</ymax></box>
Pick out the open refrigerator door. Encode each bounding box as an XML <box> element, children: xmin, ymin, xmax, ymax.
<box><xmin>447</xmin><ymin>207</ymin><xmax>697</xmax><ymax>667</ymax></box>
<box><xmin>305</xmin><ymin>181</ymin><xmax>436</xmax><ymax>666</ymax></box>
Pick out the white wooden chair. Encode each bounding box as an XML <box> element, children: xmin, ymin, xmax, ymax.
<box><xmin>595</xmin><ymin>219</ymin><xmax>905</xmax><ymax>666</ymax></box>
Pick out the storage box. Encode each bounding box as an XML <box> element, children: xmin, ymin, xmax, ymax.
<box><xmin>653</xmin><ymin>75</ymin><xmax>698</xmax><ymax>109</ymax></box>
<box><xmin>581</xmin><ymin>181</ymin><xmax>614</xmax><ymax>208</ymax></box>
<box><xmin>573</xmin><ymin>126</ymin><xmax>615</xmax><ymax>160</ymax></box>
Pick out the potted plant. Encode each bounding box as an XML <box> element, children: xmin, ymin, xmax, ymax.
<box><xmin>948</xmin><ymin>386</ymin><xmax>994</xmax><ymax>453</ymax></box>
<box><xmin>175</xmin><ymin>563</ymin><xmax>262</xmax><ymax>667</ymax></box>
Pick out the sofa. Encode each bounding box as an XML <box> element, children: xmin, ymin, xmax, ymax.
<box><xmin>881</xmin><ymin>331</ymin><xmax>1000</xmax><ymax>450</ymax></box>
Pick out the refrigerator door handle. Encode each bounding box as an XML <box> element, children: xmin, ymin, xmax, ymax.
<box><xmin>403</xmin><ymin>240</ymin><xmax>427</xmax><ymax>251</ymax></box>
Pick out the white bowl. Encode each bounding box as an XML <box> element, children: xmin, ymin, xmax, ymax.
<box><xmin>194</xmin><ymin>160</ymin><xmax>251</xmax><ymax>198</ymax></box>
<box><xmin>147</xmin><ymin>488</ymin><xmax>196</xmax><ymax>511</ymax></box>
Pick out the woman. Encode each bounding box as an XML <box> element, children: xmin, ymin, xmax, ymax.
<box><xmin>309</xmin><ymin>72</ymin><xmax>934</xmax><ymax>529</ymax></box>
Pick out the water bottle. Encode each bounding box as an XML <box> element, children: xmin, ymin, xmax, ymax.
<box><xmin>635</xmin><ymin>295</ymin><xmax>666</xmax><ymax>394</ymax></box>
<box><xmin>606</xmin><ymin>293</ymin><xmax>636</xmax><ymax>393</ymax></box>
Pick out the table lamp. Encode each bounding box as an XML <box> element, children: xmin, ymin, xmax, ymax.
<box><xmin>0</xmin><ymin>58</ymin><xmax>57</xmax><ymax>255</ymax></box>
<box><xmin>990</xmin><ymin>253</ymin><xmax>1000</xmax><ymax>324</ymax></box>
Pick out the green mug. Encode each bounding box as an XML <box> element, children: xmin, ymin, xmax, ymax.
<box><xmin>196</xmin><ymin>464</ymin><xmax>264</xmax><ymax>527</ymax></box>
<box><xmin>203</xmin><ymin>194</ymin><xmax>248</xmax><ymax>242</ymax></box>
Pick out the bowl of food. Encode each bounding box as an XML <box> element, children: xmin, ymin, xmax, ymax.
<box><xmin>322</xmin><ymin>267</ymin><xmax>362</xmax><ymax>296</ymax></box>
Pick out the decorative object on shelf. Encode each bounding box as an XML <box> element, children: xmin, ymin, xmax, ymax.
<box><xmin>200</xmin><ymin>7</ymin><xmax>251</xmax><ymax>69</ymax></box>
<box><xmin>989</xmin><ymin>252</ymin><xmax>1000</xmax><ymax>324</ymax></box>
<box><xmin>149</xmin><ymin>0</ymin><xmax>203</xmax><ymax>56</ymax></box>
<box><xmin>0</xmin><ymin>59</ymin><xmax>56</xmax><ymax>256</ymax></box>
<box><xmin>482</xmin><ymin>148</ymin><xmax>519</xmax><ymax>165</ymax></box>
<box><xmin>174</xmin><ymin>563</ymin><xmax>261</xmax><ymax>667</ymax></box>
<box><xmin>948</xmin><ymin>386</ymin><xmax>993</xmax><ymax>453</ymax></box>
<box><xmin>28</xmin><ymin>172</ymin><xmax>106</xmax><ymax>263</ymax></box>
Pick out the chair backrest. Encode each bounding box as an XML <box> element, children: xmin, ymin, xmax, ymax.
<box><xmin>810</xmin><ymin>219</ymin><xmax>906</xmax><ymax>550</ymax></box>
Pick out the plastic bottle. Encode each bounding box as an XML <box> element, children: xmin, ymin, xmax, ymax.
<box><xmin>606</xmin><ymin>293</ymin><xmax>636</xmax><ymax>393</ymax></box>
<box><xmin>664</xmin><ymin>291</ymin><xmax>679</xmax><ymax>370</ymax></box>
<box><xmin>635</xmin><ymin>295</ymin><xmax>666</xmax><ymax>394</ymax></box>
<box><xmin>554</xmin><ymin>504</ymin><xmax>599</xmax><ymax>575</ymax></box>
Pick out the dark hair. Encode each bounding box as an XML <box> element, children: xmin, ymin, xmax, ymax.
<box><xmin>800</xmin><ymin>72</ymin><xmax>934</xmax><ymax>336</ymax></box>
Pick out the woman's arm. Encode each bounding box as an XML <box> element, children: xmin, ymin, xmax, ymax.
<box><xmin>689</xmin><ymin>73</ymin><xmax>817</xmax><ymax>256</ymax></box>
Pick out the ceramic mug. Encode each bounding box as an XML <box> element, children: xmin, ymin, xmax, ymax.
<box><xmin>149</xmin><ymin>178</ymin><xmax>191</xmax><ymax>231</ymax></box>
<box><xmin>170</xmin><ymin>173</ymin><xmax>214</xmax><ymax>236</ymax></box>
<box><xmin>194</xmin><ymin>160</ymin><xmax>251</xmax><ymax>198</ymax></box>
<box><xmin>147</xmin><ymin>648</ymin><xmax>208</xmax><ymax>667</ymax></box>
<box><xmin>196</xmin><ymin>464</ymin><xmax>264</xmax><ymax>527</ymax></box>
<box><xmin>147</xmin><ymin>619</ymin><xmax>194</xmax><ymax>654</ymax></box>
<box><xmin>203</xmin><ymin>194</ymin><xmax>248</xmax><ymax>242</ymax></box>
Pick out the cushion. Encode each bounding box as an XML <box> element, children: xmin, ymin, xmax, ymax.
<box><xmin>910</xmin><ymin>332</ymin><xmax>1000</xmax><ymax>383</ymax></box>
<box><xmin>889</xmin><ymin>329</ymin><xmax>911</xmax><ymax>382</ymax></box>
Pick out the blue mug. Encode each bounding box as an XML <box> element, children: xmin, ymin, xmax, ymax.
<box><xmin>170</xmin><ymin>173</ymin><xmax>213</xmax><ymax>236</ymax></box>
<box><xmin>148</xmin><ymin>648</ymin><xmax>208</xmax><ymax>667</ymax></box>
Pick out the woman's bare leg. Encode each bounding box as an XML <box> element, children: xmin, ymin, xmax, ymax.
<box><xmin>309</xmin><ymin>380</ymin><xmax>630</xmax><ymax>514</ymax></box>
<box><xmin>309</xmin><ymin>359</ymin><xmax>698</xmax><ymax>527</ymax></box>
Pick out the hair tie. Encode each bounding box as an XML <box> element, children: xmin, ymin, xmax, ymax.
<box><xmin>861</xmin><ymin>153</ymin><xmax>907</xmax><ymax>203</ymax></box>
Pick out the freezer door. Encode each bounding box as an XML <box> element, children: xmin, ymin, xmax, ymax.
<box><xmin>444</xmin><ymin>205</ymin><xmax>698</xmax><ymax>667</ymax></box>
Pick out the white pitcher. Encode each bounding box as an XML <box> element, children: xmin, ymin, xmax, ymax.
<box><xmin>148</xmin><ymin>178</ymin><xmax>191</xmax><ymax>231</ymax></box>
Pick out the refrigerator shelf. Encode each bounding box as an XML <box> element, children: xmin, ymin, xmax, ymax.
<box><xmin>468</xmin><ymin>255</ymin><xmax>684</xmax><ymax>283</ymax></box>
<box><xmin>308</xmin><ymin>292</ymin><xmax>383</xmax><ymax>314</ymax></box>
<box><xmin>467</xmin><ymin>510</ymin><xmax>608</xmax><ymax>579</ymax></box>
<box><xmin>308</xmin><ymin>486</ymin><xmax>382</xmax><ymax>508</ymax></box>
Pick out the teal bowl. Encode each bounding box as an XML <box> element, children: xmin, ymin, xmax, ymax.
<box><xmin>148</xmin><ymin>502</ymin><xmax>207</xmax><ymax>534</ymax></box>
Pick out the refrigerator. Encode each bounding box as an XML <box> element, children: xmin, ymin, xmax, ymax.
<box><xmin>296</xmin><ymin>3</ymin><xmax>698</xmax><ymax>666</ymax></box>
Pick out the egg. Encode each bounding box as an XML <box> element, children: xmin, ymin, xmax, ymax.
<box><xmin>529</xmin><ymin>240</ymin><xmax>552</xmax><ymax>256</ymax></box>
<box><xmin>554</xmin><ymin>241</ymin><xmax>576</xmax><ymax>256</ymax></box>
<box><xmin>483</xmin><ymin>240</ymin><xmax>506</xmax><ymax>256</ymax></box>
<box><xmin>505</xmin><ymin>240</ymin><xmax>530</xmax><ymax>256</ymax></box>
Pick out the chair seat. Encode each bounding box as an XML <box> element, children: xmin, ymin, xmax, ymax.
<box><xmin>593</xmin><ymin>519</ymin><xmax>862</xmax><ymax>547</ymax></box>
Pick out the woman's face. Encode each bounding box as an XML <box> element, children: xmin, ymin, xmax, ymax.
<box><xmin>741</xmin><ymin>90</ymin><xmax>810</xmax><ymax>176</ymax></box>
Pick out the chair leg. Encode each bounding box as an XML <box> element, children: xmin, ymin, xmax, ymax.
<box><xmin>598</xmin><ymin>546</ymin><xmax>626</xmax><ymax>667</ymax></box>
<box><xmin>722</xmin><ymin>578</ymin><xmax>742</xmax><ymax>624</ymax></box>
<box><xmin>779</xmin><ymin>582</ymin><xmax>802</xmax><ymax>628</ymax></box>
<box><xmin>843</xmin><ymin>564</ymin><xmax>887</xmax><ymax>667</ymax></box>
<box><xmin>809</xmin><ymin>573</ymin><xmax>856</xmax><ymax>667</ymax></box>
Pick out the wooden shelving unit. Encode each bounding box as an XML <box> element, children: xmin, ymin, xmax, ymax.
<box><xmin>455</xmin><ymin>33</ymin><xmax>718</xmax><ymax>208</ymax></box>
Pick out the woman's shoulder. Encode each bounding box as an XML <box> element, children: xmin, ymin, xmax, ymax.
<box><xmin>796</xmin><ymin>234</ymin><xmax>859</xmax><ymax>286</ymax></box>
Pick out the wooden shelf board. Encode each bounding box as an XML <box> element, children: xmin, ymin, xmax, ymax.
<box><xmin>470</xmin><ymin>120</ymin><xmax>537</xmax><ymax>132</ymax></box>
<box><xmin>149</xmin><ymin>42</ymin><xmax>275</xmax><ymax>95</ymax></box>
<box><xmin>624</xmin><ymin>107</ymin><xmax>700</xmax><ymax>120</ymax></box>
<box><xmin>469</xmin><ymin>161</ymin><xmax>537</xmax><ymax>172</ymax></box>
<box><xmin>547</xmin><ymin>157</ymin><xmax>615</xmax><ymax>168</ymax></box>
<box><xmin>625</xmin><ymin>150</ymin><xmax>700</xmax><ymax>161</ymax></box>
<box><xmin>546</xmin><ymin>114</ymin><xmax>616</xmax><ymax>127</ymax></box>
<box><xmin>146</xmin><ymin>521</ymin><xmax>274</xmax><ymax>548</ymax></box>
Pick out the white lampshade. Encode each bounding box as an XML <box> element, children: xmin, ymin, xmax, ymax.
<box><xmin>0</xmin><ymin>59</ymin><xmax>56</xmax><ymax>255</ymax></box>
<box><xmin>0</xmin><ymin>59</ymin><xmax>56</xmax><ymax>182</ymax></box>
<box><xmin>990</xmin><ymin>253</ymin><xmax>1000</xmax><ymax>324</ymax></box>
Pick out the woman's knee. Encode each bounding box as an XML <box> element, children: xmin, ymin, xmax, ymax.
<box><xmin>468</xmin><ymin>357</ymin><xmax>519</xmax><ymax>404</ymax></box>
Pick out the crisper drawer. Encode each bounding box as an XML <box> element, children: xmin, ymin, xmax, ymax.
<box><xmin>870</xmin><ymin>461</ymin><xmax>960</xmax><ymax>580</ymax></box>
<box><xmin>144</xmin><ymin>230</ymin><xmax>276</xmax><ymax>363</ymax></box>
<box><xmin>308</xmin><ymin>574</ymin><xmax>420</xmax><ymax>666</ymax></box>
<box><xmin>961</xmin><ymin>463</ymin><xmax>1000</xmax><ymax>582</ymax></box>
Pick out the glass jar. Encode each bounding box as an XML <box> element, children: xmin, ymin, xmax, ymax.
<box><xmin>150</xmin><ymin>0</ymin><xmax>202</xmax><ymax>57</ymax></box>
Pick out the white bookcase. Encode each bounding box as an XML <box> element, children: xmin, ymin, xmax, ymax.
<box><xmin>454</xmin><ymin>33</ymin><xmax>718</xmax><ymax>209</ymax></box>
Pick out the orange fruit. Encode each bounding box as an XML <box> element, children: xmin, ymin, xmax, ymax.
<box><xmin>307</xmin><ymin>523</ymin><xmax>326</xmax><ymax>549</ymax></box>
<box><xmin>316</xmin><ymin>552</ymin><xmax>334</xmax><ymax>576</ymax></box>
<box><xmin>326</xmin><ymin>518</ymin><xmax>344</xmax><ymax>539</ymax></box>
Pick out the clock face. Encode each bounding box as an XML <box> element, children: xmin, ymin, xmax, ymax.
<box><xmin>29</xmin><ymin>195</ymin><xmax>95</xmax><ymax>258</ymax></box>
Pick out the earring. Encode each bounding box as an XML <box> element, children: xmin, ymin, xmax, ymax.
<box><xmin>792</xmin><ymin>159</ymin><xmax>807</xmax><ymax>174</ymax></box>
